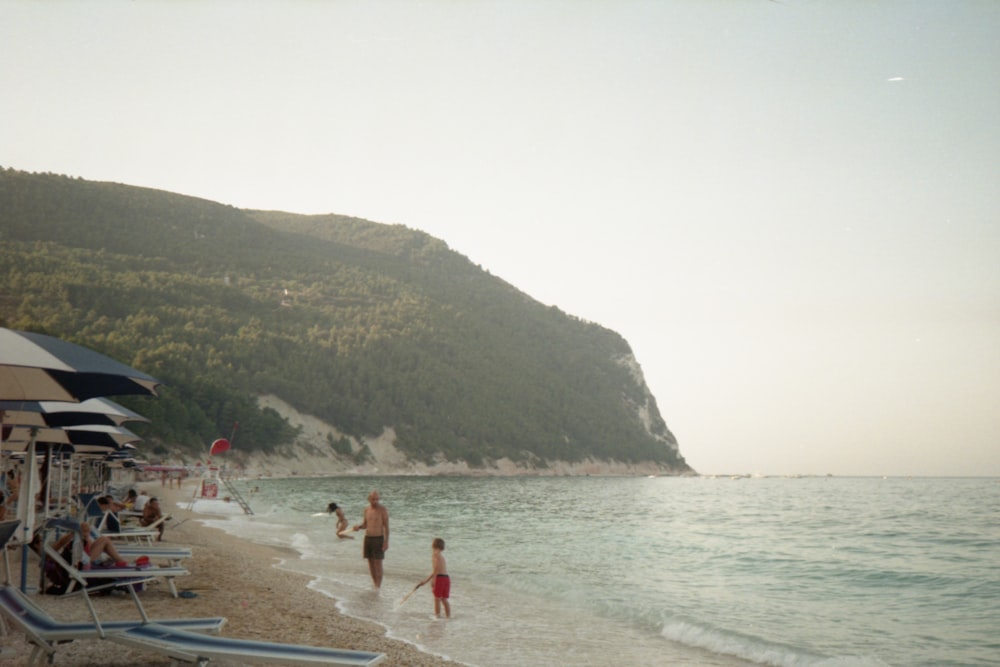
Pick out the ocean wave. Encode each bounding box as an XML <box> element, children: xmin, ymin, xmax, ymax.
<box><xmin>660</xmin><ymin>621</ymin><xmax>888</xmax><ymax>667</ymax></box>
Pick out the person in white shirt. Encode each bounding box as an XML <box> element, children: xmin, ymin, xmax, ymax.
<box><xmin>132</xmin><ymin>490</ymin><xmax>150</xmax><ymax>511</ymax></box>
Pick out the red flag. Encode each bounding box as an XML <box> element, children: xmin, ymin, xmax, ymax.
<box><xmin>210</xmin><ymin>438</ymin><xmax>231</xmax><ymax>456</ymax></box>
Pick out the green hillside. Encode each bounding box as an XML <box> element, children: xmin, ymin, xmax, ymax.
<box><xmin>0</xmin><ymin>168</ymin><xmax>689</xmax><ymax>472</ymax></box>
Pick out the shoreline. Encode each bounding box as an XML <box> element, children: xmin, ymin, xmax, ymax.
<box><xmin>0</xmin><ymin>481</ymin><xmax>465</xmax><ymax>667</ymax></box>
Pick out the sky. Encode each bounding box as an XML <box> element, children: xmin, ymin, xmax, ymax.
<box><xmin>2</xmin><ymin>1</ymin><xmax>998</xmax><ymax>477</ymax></box>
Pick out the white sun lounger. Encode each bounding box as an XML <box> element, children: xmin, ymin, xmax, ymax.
<box><xmin>43</xmin><ymin>539</ymin><xmax>190</xmax><ymax>598</ymax></box>
<box><xmin>97</xmin><ymin>511</ymin><xmax>164</xmax><ymax>544</ymax></box>
<box><xmin>110</xmin><ymin>623</ymin><xmax>386</xmax><ymax>666</ymax></box>
<box><xmin>43</xmin><ymin>542</ymin><xmax>189</xmax><ymax>598</ymax></box>
<box><xmin>0</xmin><ymin>584</ymin><xmax>227</xmax><ymax>667</ymax></box>
<box><xmin>113</xmin><ymin>544</ymin><xmax>194</xmax><ymax>566</ymax></box>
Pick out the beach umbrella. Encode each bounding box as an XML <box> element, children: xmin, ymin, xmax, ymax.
<box><xmin>0</xmin><ymin>397</ymin><xmax>149</xmax><ymax>428</ymax></box>
<box><xmin>209</xmin><ymin>438</ymin><xmax>231</xmax><ymax>456</ymax></box>
<box><xmin>1</xmin><ymin>424</ymin><xmax>142</xmax><ymax>450</ymax></box>
<box><xmin>7</xmin><ymin>432</ymin><xmax>130</xmax><ymax>591</ymax></box>
<box><xmin>1</xmin><ymin>425</ymin><xmax>139</xmax><ymax>531</ymax></box>
<box><xmin>0</xmin><ymin>397</ymin><xmax>149</xmax><ymax>502</ymax></box>
<box><xmin>0</xmin><ymin>328</ymin><xmax>161</xmax><ymax>403</ymax></box>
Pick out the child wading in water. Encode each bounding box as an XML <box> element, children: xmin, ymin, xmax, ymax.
<box><xmin>418</xmin><ymin>537</ymin><xmax>450</xmax><ymax>618</ymax></box>
<box><xmin>327</xmin><ymin>502</ymin><xmax>354</xmax><ymax>539</ymax></box>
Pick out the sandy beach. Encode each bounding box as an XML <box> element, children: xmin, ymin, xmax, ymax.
<box><xmin>1</xmin><ymin>482</ymin><xmax>464</xmax><ymax>667</ymax></box>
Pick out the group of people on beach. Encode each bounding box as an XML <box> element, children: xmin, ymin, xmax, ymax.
<box><xmin>37</xmin><ymin>488</ymin><xmax>167</xmax><ymax>594</ymax></box>
<box><xmin>329</xmin><ymin>489</ymin><xmax>450</xmax><ymax>618</ymax></box>
<box><xmin>0</xmin><ymin>472</ymin><xmax>164</xmax><ymax>539</ymax></box>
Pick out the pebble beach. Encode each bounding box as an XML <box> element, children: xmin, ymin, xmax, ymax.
<box><xmin>0</xmin><ymin>482</ymin><xmax>463</xmax><ymax>667</ymax></box>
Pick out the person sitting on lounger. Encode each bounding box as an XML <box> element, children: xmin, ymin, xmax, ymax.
<box><xmin>140</xmin><ymin>497</ymin><xmax>165</xmax><ymax>540</ymax></box>
<box><xmin>51</xmin><ymin>522</ymin><xmax>128</xmax><ymax>569</ymax></box>
<box><xmin>80</xmin><ymin>522</ymin><xmax>129</xmax><ymax>567</ymax></box>
<box><xmin>132</xmin><ymin>489</ymin><xmax>150</xmax><ymax>511</ymax></box>
<box><xmin>40</xmin><ymin>522</ymin><xmax>132</xmax><ymax>594</ymax></box>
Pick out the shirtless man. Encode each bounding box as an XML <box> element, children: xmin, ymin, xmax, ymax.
<box><xmin>354</xmin><ymin>490</ymin><xmax>389</xmax><ymax>588</ymax></box>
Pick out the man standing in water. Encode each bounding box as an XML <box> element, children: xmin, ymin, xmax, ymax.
<box><xmin>354</xmin><ymin>490</ymin><xmax>389</xmax><ymax>588</ymax></box>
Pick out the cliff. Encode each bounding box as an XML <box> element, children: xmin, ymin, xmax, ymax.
<box><xmin>0</xmin><ymin>168</ymin><xmax>692</xmax><ymax>474</ymax></box>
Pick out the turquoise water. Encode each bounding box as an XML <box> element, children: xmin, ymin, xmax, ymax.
<box><xmin>189</xmin><ymin>476</ymin><xmax>1000</xmax><ymax>666</ymax></box>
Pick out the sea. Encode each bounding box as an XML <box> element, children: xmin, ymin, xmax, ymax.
<box><xmin>183</xmin><ymin>476</ymin><xmax>1000</xmax><ymax>667</ymax></box>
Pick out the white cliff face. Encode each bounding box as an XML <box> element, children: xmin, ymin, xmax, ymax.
<box><xmin>218</xmin><ymin>394</ymin><xmax>688</xmax><ymax>477</ymax></box>
<box><xmin>614</xmin><ymin>354</ymin><xmax>679</xmax><ymax>454</ymax></box>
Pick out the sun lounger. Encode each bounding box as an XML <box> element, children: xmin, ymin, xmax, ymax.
<box><xmin>110</xmin><ymin>622</ymin><xmax>386</xmax><ymax>666</ymax></box>
<box><xmin>114</xmin><ymin>544</ymin><xmax>193</xmax><ymax>567</ymax></box>
<box><xmin>97</xmin><ymin>511</ymin><xmax>164</xmax><ymax>544</ymax></box>
<box><xmin>4</xmin><ymin>519</ymin><xmax>384</xmax><ymax>667</ymax></box>
<box><xmin>0</xmin><ymin>520</ymin><xmax>223</xmax><ymax>667</ymax></box>
<box><xmin>74</xmin><ymin>495</ymin><xmax>165</xmax><ymax>543</ymax></box>
<box><xmin>0</xmin><ymin>584</ymin><xmax>227</xmax><ymax>667</ymax></box>
<box><xmin>66</xmin><ymin>503</ymin><xmax>160</xmax><ymax>545</ymax></box>
<box><xmin>76</xmin><ymin>492</ymin><xmax>101</xmax><ymax>517</ymax></box>
<box><xmin>43</xmin><ymin>541</ymin><xmax>190</xmax><ymax>598</ymax></box>
<box><xmin>39</xmin><ymin>520</ymin><xmax>190</xmax><ymax>598</ymax></box>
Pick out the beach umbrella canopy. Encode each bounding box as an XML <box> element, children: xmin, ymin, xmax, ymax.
<box><xmin>0</xmin><ymin>328</ymin><xmax>161</xmax><ymax>402</ymax></box>
<box><xmin>209</xmin><ymin>438</ymin><xmax>231</xmax><ymax>456</ymax></box>
<box><xmin>0</xmin><ymin>397</ymin><xmax>150</xmax><ymax>428</ymax></box>
<box><xmin>1</xmin><ymin>424</ymin><xmax>142</xmax><ymax>450</ymax></box>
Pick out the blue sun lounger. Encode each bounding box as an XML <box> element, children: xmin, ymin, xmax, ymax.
<box><xmin>0</xmin><ymin>520</ymin><xmax>226</xmax><ymax>667</ymax></box>
<box><xmin>4</xmin><ymin>520</ymin><xmax>385</xmax><ymax>666</ymax></box>
<box><xmin>109</xmin><ymin>623</ymin><xmax>386</xmax><ymax>666</ymax></box>
<box><xmin>0</xmin><ymin>584</ymin><xmax>227</xmax><ymax>667</ymax></box>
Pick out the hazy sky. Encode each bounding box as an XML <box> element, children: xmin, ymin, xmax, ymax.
<box><xmin>3</xmin><ymin>1</ymin><xmax>998</xmax><ymax>476</ymax></box>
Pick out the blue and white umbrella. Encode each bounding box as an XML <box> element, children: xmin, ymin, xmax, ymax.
<box><xmin>0</xmin><ymin>397</ymin><xmax>150</xmax><ymax>428</ymax></box>
<box><xmin>0</xmin><ymin>329</ymin><xmax>159</xmax><ymax>591</ymax></box>
<box><xmin>1</xmin><ymin>424</ymin><xmax>142</xmax><ymax>450</ymax></box>
<box><xmin>0</xmin><ymin>328</ymin><xmax>161</xmax><ymax>403</ymax></box>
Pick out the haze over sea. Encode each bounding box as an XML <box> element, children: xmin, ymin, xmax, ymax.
<box><xmin>189</xmin><ymin>476</ymin><xmax>999</xmax><ymax>667</ymax></box>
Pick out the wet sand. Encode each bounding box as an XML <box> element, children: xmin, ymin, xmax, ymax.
<box><xmin>0</xmin><ymin>482</ymin><xmax>463</xmax><ymax>667</ymax></box>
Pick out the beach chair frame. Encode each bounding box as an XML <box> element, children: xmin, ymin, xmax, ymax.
<box><xmin>2</xmin><ymin>519</ymin><xmax>385</xmax><ymax>667</ymax></box>
<box><xmin>110</xmin><ymin>622</ymin><xmax>387</xmax><ymax>666</ymax></box>
<box><xmin>42</xmin><ymin>539</ymin><xmax>189</xmax><ymax>598</ymax></box>
<box><xmin>0</xmin><ymin>584</ymin><xmax>227</xmax><ymax>667</ymax></box>
<box><xmin>0</xmin><ymin>518</ymin><xmax>222</xmax><ymax>666</ymax></box>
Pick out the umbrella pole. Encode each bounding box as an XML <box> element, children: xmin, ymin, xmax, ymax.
<box><xmin>19</xmin><ymin>437</ymin><xmax>38</xmax><ymax>592</ymax></box>
<box><xmin>56</xmin><ymin>451</ymin><xmax>65</xmax><ymax>515</ymax></box>
<box><xmin>41</xmin><ymin>445</ymin><xmax>52</xmax><ymax>522</ymax></box>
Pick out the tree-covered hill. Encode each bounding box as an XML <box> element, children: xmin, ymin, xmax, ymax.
<box><xmin>0</xmin><ymin>167</ymin><xmax>690</xmax><ymax>473</ymax></box>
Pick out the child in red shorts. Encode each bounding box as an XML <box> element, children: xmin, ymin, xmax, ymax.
<box><xmin>418</xmin><ymin>537</ymin><xmax>450</xmax><ymax>618</ymax></box>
